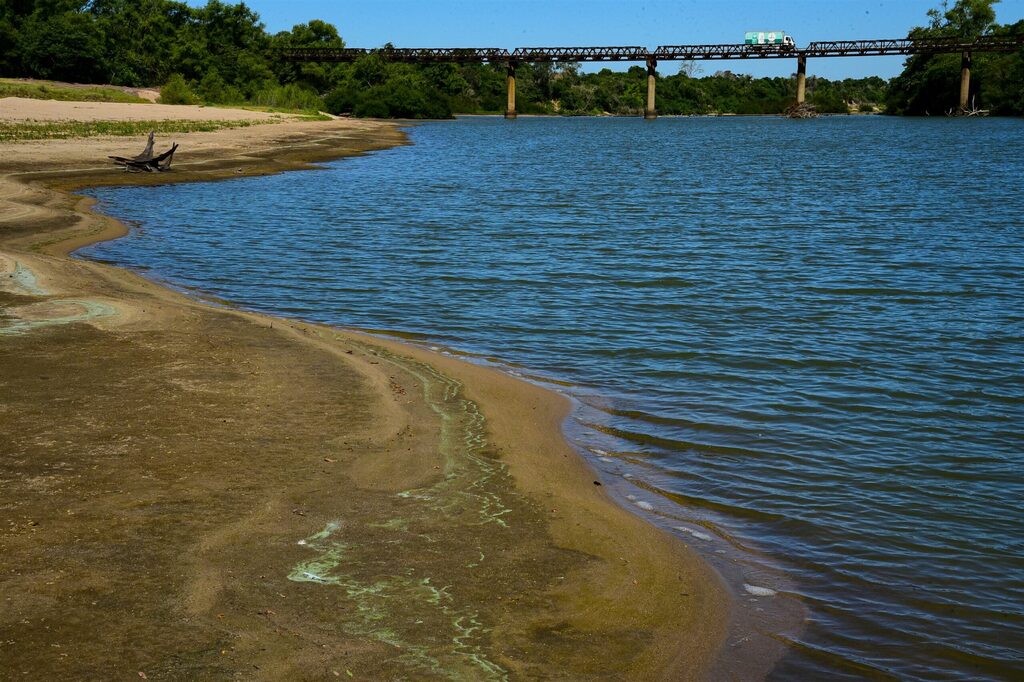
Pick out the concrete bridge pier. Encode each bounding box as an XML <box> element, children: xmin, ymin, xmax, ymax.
<box><xmin>796</xmin><ymin>54</ymin><xmax>807</xmax><ymax>105</ymax></box>
<box><xmin>645</xmin><ymin>57</ymin><xmax>658</xmax><ymax>119</ymax></box>
<box><xmin>960</xmin><ymin>51</ymin><xmax>972</xmax><ymax>111</ymax></box>
<box><xmin>505</xmin><ymin>61</ymin><xmax>517</xmax><ymax>119</ymax></box>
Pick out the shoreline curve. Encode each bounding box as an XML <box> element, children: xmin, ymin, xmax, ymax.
<box><xmin>0</xmin><ymin>115</ymin><xmax>729</xmax><ymax>679</ymax></box>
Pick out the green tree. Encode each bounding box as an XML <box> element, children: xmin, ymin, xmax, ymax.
<box><xmin>0</xmin><ymin>0</ymin><xmax>38</xmax><ymax>75</ymax></box>
<box><xmin>269</xmin><ymin>20</ymin><xmax>347</xmax><ymax>93</ymax></box>
<box><xmin>886</xmin><ymin>0</ymin><xmax>1016</xmax><ymax>114</ymax></box>
<box><xmin>196</xmin><ymin>66</ymin><xmax>243</xmax><ymax>103</ymax></box>
<box><xmin>18</xmin><ymin>6</ymin><xmax>107</xmax><ymax>82</ymax></box>
<box><xmin>168</xmin><ymin>0</ymin><xmax>273</xmax><ymax>96</ymax></box>
<box><xmin>927</xmin><ymin>0</ymin><xmax>999</xmax><ymax>36</ymax></box>
<box><xmin>811</xmin><ymin>88</ymin><xmax>850</xmax><ymax>114</ymax></box>
<box><xmin>90</xmin><ymin>0</ymin><xmax>190</xmax><ymax>86</ymax></box>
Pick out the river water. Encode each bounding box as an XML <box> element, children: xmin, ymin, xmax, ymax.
<box><xmin>81</xmin><ymin>116</ymin><xmax>1024</xmax><ymax>680</ymax></box>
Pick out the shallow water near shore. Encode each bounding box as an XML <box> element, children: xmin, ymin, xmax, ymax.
<box><xmin>82</xmin><ymin>116</ymin><xmax>1024</xmax><ymax>680</ymax></box>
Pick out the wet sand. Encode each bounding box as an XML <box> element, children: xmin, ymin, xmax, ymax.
<box><xmin>0</xmin><ymin>105</ymin><xmax>727</xmax><ymax>679</ymax></box>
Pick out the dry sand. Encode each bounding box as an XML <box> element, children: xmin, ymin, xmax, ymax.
<box><xmin>0</xmin><ymin>102</ymin><xmax>728</xmax><ymax>679</ymax></box>
<box><xmin>0</xmin><ymin>96</ymin><xmax>289</xmax><ymax>122</ymax></box>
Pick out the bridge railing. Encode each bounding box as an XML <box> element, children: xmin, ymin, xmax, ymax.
<box><xmin>280</xmin><ymin>47</ymin><xmax>512</xmax><ymax>63</ymax></box>
<box><xmin>279</xmin><ymin>34</ymin><xmax>1024</xmax><ymax>64</ymax></box>
<box><xmin>510</xmin><ymin>46</ymin><xmax>648</xmax><ymax>62</ymax></box>
<box><xmin>652</xmin><ymin>44</ymin><xmax>798</xmax><ymax>60</ymax></box>
<box><xmin>972</xmin><ymin>34</ymin><xmax>1024</xmax><ymax>51</ymax></box>
<box><xmin>803</xmin><ymin>35</ymin><xmax>1024</xmax><ymax>56</ymax></box>
<box><xmin>376</xmin><ymin>47</ymin><xmax>512</xmax><ymax>62</ymax></box>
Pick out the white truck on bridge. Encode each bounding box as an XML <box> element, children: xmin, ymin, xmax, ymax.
<box><xmin>744</xmin><ymin>31</ymin><xmax>796</xmax><ymax>49</ymax></box>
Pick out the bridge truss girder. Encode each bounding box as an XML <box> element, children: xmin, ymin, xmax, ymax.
<box><xmin>280</xmin><ymin>35</ymin><xmax>1024</xmax><ymax>64</ymax></box>
<box><xmin>278</xmin><ymin>34</ymin><xmax>1024</xmax><ymax>120</ymax></box>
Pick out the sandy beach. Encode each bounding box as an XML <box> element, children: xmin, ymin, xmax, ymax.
<box><xmin>0</xmin><ymin>96</ymin><xmax>287</xmax><ymax>122</ymax></box>
<box><xmin>0</xmin><ymin>100</ymin><xmax>727</xmax><ymax>679</ymax></box>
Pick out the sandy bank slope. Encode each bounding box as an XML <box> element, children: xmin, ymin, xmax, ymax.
<box><xmin>0</xmin><ymin>115</ymin><xmax>727</xmax><ymax>679</ymax></box>
<box><xmin>0</xmin><ymin>96</ymin><xmax>290</xmax><ymax>122</ymax></box>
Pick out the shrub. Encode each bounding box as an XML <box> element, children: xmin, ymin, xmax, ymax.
<box><xmin>251</xmin><ymin>83</ymin><xmax>323</xmax><ymax>111</ymax></box>
<box><xmin>158</xmin><ymin>74</ymin><xmax>197</xmax><ymax>105</ymax></box>
<box><xmin>324</xmin><ymin>85</ymin><xmax>356</xmax><ymax>115</ymax></box>
<box><xmin>353</xmin><ymin>97</ymin><xmax>390</xmax><ymax>118</ymax></box>
<box><xmin>197</xmin><ymin>67</ymin><xmax>235</xmax><ymax>104</ymax></box>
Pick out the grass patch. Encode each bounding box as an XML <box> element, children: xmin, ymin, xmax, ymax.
<box><xmin>0</xmin><ymin>80</ymin><xmax>150</xmax><ymax>104</ymax></box>
<box><xmin>0</xmin><ymin>118</ymin><xmax>275</xmax><ymax>142</ymax></box>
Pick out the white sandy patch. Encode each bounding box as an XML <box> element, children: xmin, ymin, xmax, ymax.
<box><xmin>0</xmin><ymin>97</ymin><xmax>286</xmax><ymax>123</ymax></box>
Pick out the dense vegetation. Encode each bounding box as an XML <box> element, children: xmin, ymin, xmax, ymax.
<box><xmin>887</xmin><ymin>0</ymin><xmax>1024</xmax><ymax>114</ymax></box>
<box><xmin>0</xmin><ymin>0</ymin><xmax>1020</xmax><ymax>117</ymax></box>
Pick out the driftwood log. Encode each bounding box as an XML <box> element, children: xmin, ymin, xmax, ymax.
<box><xmin>948</xmin><ymin>96</ymin><xmax>990</xmax><ymax>117</ymax></box>
<box><xmin>785</xmin><ymin>103</ymin><xmax>819</xmax><ymax>119</ymax></box>
<box><xmin>109</xmin><ymin>131</ymin><xmax>178</xmax><ymax>172</ymax></box>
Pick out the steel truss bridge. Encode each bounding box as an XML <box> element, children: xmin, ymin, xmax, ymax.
<box><xmin>279</xmin><ymin>35</ymin><xmax>1024</xmax><ymax>117</ymax></box>
<box><xmin>281</xmin><ymin>36</ymin><xmax>1023</xmax><ymax>63</ymax></box>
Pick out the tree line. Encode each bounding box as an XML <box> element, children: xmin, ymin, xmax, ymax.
<box><xmin>886</xmin><ymin>0</ymin><xmax>1024</xmax><ymax>114</ymax></box>
<box><xmin>0</xmin><ymin>0</ymin><xmax>1020</xmax><ymax>117</ymax></box>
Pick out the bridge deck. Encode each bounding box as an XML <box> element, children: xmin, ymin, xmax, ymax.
<box><xmin>280</xmin><ymin>35</ymin><xmax>1024</xmax><ymax>63</ymax></box>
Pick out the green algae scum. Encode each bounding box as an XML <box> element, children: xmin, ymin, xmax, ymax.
<box><xmin>0</xmin><ymin>258</ymin><xmax>116</xmax><ymax>335</ymax></box>
<box><xmin>289</xmin><ymin>340</ymin><xmax>516</xmax><ymax>679</ymax></box>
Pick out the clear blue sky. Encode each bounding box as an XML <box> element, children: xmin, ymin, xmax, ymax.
<box><xmin>222</xmin><ymin>0</ymin><xmax>1024</xmax><ymax>79</ymax></box>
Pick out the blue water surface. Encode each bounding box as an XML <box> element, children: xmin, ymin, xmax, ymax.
<box><xmin>82</xmin><ymin>116</ymin><xmax>1024</xmax><ymax>680</ymax></box>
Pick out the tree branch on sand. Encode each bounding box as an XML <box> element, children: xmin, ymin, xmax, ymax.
<box><xmin>108</xmin><ymin>131</ymin><xmax>178</xmax><ymax>172</ymax></box>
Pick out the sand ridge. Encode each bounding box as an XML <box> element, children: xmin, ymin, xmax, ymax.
<box><xmin>0</xmin><ymin>96</ymin><xmax>293</xmax><ymax>122</ymax></box>
<box><xmin>0</xmin><ymin>110</ymin><xmax>728</xmax><ymax>679</ymax></box>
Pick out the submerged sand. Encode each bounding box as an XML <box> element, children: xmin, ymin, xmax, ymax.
<box><xmin>0</xmin><ymin>104</ymin><xmax>727</xmax><ymax>679</ymax></box>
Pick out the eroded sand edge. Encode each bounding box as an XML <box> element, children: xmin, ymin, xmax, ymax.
<box><xmin>0</xmin><ymin>111</ymin><xmax>727</xmax><ymax>680</ymax></box>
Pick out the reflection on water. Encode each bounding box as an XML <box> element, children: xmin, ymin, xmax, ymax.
<box><xmin>82</xmin><ymin>116</ymin><xmax>1024</xmax><ymax>681</ymax></box>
